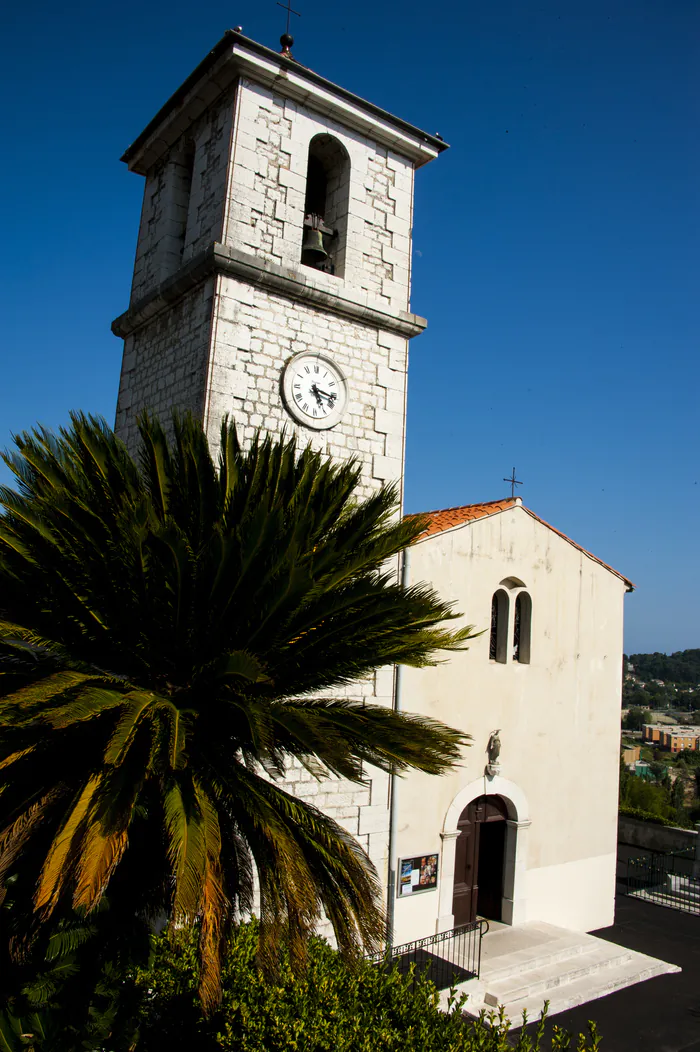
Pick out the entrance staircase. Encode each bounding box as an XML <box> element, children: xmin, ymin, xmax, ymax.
<box><xmin>442</xmin><ymin>921</ymin><xmax>679</xmax><ymax>1025</ymax></box>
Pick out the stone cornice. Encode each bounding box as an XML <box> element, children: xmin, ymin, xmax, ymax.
<box><xmin>121</xmin><ymin>31</ymin><xmax>448</xmax><ymax>175</ymax></box>
<box><xmin>111</xmin><ymin>243</ymin><xmax>428</xmax><ymax>340</ymax></box>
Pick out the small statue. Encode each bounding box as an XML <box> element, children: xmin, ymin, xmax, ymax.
<box><xmin>487</xmin><ymin>729</ymin><xmax>502</xmax><ymax>766</ymax></box>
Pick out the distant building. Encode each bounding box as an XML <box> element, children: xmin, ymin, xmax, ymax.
<box><xmin>643</xmin><ymin>724</ymin><xmax>700</xmax><ymax>753</ymax></box>
<box><xmin>631</xmin><ymin>760</ymin><xmax>665</xmax><ymax>780</ymax></box>
<box><xmin>622</xmin><ymin>744</ymin><xmax>641</xmax><ymax>765</ymax></box>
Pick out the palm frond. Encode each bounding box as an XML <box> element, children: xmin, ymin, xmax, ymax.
<box><xmin>0</xmin><ymin>411</ymin><xmax>482</xmax><ymax>1014</ymax></box>
<box><xmin>35</xmin><ymin>777</ymin><xmax>102</xmax><ymax>915</ymax></box>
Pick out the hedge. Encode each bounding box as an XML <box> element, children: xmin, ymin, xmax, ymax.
<box><xmin>134</xmin><ymin>920</ymin><xmax>601</xmax><ymax>1051</ymax></box>
<box><xmin>619</xmin><ymin>805</ymin><xmax>674</xmax><ymax>826</ymax></box>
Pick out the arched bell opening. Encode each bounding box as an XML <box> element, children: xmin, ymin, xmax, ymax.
<box><xmin>300</xmin><ymin>134</ymin><xmax>350</xmax><ymax>277</ymax></box>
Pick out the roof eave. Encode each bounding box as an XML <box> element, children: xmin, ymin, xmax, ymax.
<box><xmin>408</xmin><ymin>502</ymin><xmax>635</xmax><ymax>590</ymax></box>
<box><xmin>121</xmin><ymin>30</ymin><xmax>449</xmax><ymax>175</ymax></box>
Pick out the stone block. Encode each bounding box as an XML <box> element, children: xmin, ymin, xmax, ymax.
<box><xmin>359</xmin><ymin>804</ymin><xmax>391</xmax><ymax>836</ymax></box>
<box><xmin>384</xmin><ymin>430</ymin><xmax>404</xmax><ymax>461</ymax></box>
<box><xmin>374</xmin><ymin>407</ymin><xmax>403</xmax><ymax>436</ymax></box>
<box><xmin>277</xmin><ymin>167</ymin><xmax>307</xmax><ymax>193</ymax></box>
<box><xmin>372</xmin><ymin>454</ymin><xmax>402</xmax><ymax>482</ymax></box>
<box><xmin>383</xmin><ymin>387</ymin><xmax>404</xmax><ymax>418</ymax></box>
<box><xmin>376</xmin><ymin>365</ymin><xmax>405</xmax><ymax>392</ymax></box>
<box><xmin>377</xmin><ymin>330</ymin><xmax>406</xmax><ymax>352</ymax></box>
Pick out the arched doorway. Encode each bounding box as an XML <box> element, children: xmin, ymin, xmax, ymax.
<box><xmin>452</xmin><ymin>795</ymin><xmax>508</xmax><ymax>925</ymax></box>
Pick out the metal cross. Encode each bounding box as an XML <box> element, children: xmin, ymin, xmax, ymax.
<box><xmin>503</xmin><ymin>467</ymin><xmax>523</xmax><ymax>498</ymax></box>
<box><xmin>277</xmin><ymin>0</ymin><xmax>301</xmax><ymax>34</ymax></box>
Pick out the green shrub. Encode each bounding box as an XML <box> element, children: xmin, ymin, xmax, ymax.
<box><xmin>619</xmin><ymin>805</ymin><xmax>674</xmax><ymax>826</ymax></box>
<box><xmin>135</xmin><ymin>921</ymin><xmax>601</xmax><ymax>1051</ymax></box>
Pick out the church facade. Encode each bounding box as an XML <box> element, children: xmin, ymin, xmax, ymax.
<box><xmin>112</xmin><ymin>30</ymin><xmax>631</xmax><ymax>943</ymax></box>
<box><xmin>392</xmin><ymin>497</ymin><xmax>631</xmax><ymax>944</ymax></box>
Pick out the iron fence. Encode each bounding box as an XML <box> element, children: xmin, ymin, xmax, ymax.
<box><xmin>368</xmin><ymin>920</ymin><xmax>486</xmax><ymax>992</ymax></box>
<box><xmin>624</xmin><ymin>847</ymin><xmax>700</xmax><ymax>915</ymax></box>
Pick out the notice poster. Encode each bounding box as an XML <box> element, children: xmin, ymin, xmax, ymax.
<box><xmin>397</xmin><ymin>853</ymin><xmax>439</xmax><ymax>896</ymax></box>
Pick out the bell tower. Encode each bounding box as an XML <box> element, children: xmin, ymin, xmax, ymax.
<box><xmin>113</xmin><ymin>29</ymin><xmax>446</xmax><ymax>499</ymax></box>
<box><xmin>112</xmin><ymin>28</ymin><xmax>446</xmax><ymax>897</ymax></box>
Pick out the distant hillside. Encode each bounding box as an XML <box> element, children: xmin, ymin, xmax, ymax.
<box><xmin>626</xmin><ymin>649</ymin><xmax>700</xmax><ymax>686</ymax></box>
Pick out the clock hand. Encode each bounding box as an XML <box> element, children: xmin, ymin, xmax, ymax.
<box><xmin>313</xmin><ymin>386</ymin><xmax>337</xmax><ymax>404</ymax></box>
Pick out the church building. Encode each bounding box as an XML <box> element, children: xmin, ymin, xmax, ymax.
<box><xmin>111</xmin><ymin>29</ymin><xmax>666</xmax><ymax>1014</ymax></box>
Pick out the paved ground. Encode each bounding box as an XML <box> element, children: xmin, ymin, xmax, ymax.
<box><xmin>514</xmin><ymin>895</ymin><xmax>700</xmax><ymax>1052</ymax></box>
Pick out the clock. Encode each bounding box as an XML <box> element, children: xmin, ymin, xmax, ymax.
<box><xmin>281</xmin><ymin>352</ymin><xmax>349</xmax><ymax>430</ymax></box>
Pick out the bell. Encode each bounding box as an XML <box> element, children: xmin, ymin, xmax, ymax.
<box><xmin>301</xmin><ymin>226</ymin><xmax>328</xmax><ymax>266</ymax></box>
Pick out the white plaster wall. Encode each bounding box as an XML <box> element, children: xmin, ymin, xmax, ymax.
<box><xmin>392</xmin><ymin>506</ymin><xmax>627</xmax><ymax>944</ymax></box>
<box><xmin>526</xmin><ymin>853</ymin><xmax>617</xmax><ymax>932</ymax></box>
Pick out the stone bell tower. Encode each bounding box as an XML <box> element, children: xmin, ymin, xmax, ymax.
<box><xmin>112</xmin><ymin>28</ymin><xmax>446</xmax><ymax>898</ymax></box>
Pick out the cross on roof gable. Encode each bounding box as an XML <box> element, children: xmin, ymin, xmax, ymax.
<box><xmin>405</xmin><ymin>498</ymin><xmax>634</xmax><ymax>591</ymax></box>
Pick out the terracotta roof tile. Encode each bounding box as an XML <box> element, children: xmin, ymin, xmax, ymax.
<box><xmin>405</xmin><ymin>497</ymin><xmax>519</xmax><ymax>537</ymax></box>
<box><xmin>405</xmin><ymin>498</ymin><xmax>634</xmax><ymax>591</ymax></box>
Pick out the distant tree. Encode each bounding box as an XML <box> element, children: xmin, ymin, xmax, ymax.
<box><xmin>671</xmin><ymin>775</ymin><xmax>687</xmax><ymax>812</ymax></box>
<box><xmin>619</xmin><ymin>757</ymin><xmax>632</xmax><ymax>802</ymax></box>
<box><xmin>648</xmin><ymin>760</ymin><xmax>668</xmax><ymax>784</ymax></box>
<box><xmin>629</xmin><ymin>650</ymin><xmax>700</xmax><ymax>687</ymax></box>
<box><xmin>623</xmin><ymin>707</ymin><xmax>652</xmax><ymax>731</ymax></box>
<box><xmin>620</xmin><ymin>775</ymin><xmax>674</xmax><ymax>821</ymax></box>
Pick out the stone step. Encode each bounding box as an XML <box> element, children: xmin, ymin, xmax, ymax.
<box><xmin>495</xmin><ymin>951</ymin><xmax>679</xmax><ymax>1024</ymax></box>
<box><xmin>483</xmin><ymin>944</ymin><xmax>634</xmax><ymax>1007</ymax></box>
<box><xmin>454</xmin><ymin>922</ymin><xmax>681</xmax><ymax>1027</ymax></box>
<box><xmin>476</xmin><ymin>925</ymin><xmax>592</xmax><ymax>982</ymax></box>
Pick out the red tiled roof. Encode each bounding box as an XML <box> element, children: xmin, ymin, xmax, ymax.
<box><xmin>406</xmin><ymin>497</ymin><xmax>519</xmax><ymax>537</ymax></box>
<box><xmin>406</xmin><ymin>498</ymin><xmax>634</xmax><ymax>590</ymax></box>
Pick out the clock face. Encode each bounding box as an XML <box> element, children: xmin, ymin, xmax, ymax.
<box><xmin>282</xmin><ymin>352</ymin><xmax>349</xmax><ymax>430</ymax></box>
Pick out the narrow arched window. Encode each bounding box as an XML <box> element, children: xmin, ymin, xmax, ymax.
<box><xmin>489</xmin><ymin>590</ymin><xmax>508</xmax><ymax>664</ymax></box>
<box><xmin>300</xmin><ymin>134</ymin><xmax>350</xmax><ymax>277</ymax></box>
<box><xmin>513</xmin><ymin>592</ymin><xmax>532</xmax><ymax>664</ymax></box>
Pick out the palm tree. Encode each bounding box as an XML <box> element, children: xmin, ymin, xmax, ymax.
<box><xmin>0</xmin><ymin>413</ymin><xmax>475</xmax><ymax>1012</ymax></box>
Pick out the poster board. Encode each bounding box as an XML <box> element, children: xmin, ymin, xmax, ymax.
<box><xmin>398</xmin><ymin>852</ymin><xmax>439</xmax><ymax>896</ymax></box>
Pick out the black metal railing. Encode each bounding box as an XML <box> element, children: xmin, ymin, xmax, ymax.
<box><xmin>624</xmin><ymin>847</ymin><xmax>699</xmax><ymax>915</ymax></box>
<box><xmin>368</xmin><ymin>920</ymin><xmax>486</xmax><ymax>992</ymax></box>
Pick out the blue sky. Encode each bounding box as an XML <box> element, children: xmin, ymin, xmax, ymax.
<box><xmin>0</xmin><ymin>1</ymin><xmax>697</xmax><ymax>654</ymax></box>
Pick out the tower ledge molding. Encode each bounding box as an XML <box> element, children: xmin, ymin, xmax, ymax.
<box><xmin>111</xmin><ymin>242</ymin><xmax>428</xmax><ymax>339</ymax></box>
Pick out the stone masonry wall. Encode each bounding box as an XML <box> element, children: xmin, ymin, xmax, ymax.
<box><xmin>115</xmin><ymin>280</ymin><xmax>215</xmax><ymax>452</ymax></box>
<box><xmin>206</xmin><ymin>274</ymin><xmax>408</xmax><ymax>501</ymax></box>
<box><xmin>130</xmin><ymin>90</ymin><xmax>235</xmax><ymax>305</ymax></box>
<box><xmin>116</xmin><ymin>68</ymin><xmax>422</xmax><ymax>904</ymax></box>
<box><xmin>204</xmin><ymin>272</ymin><xmax>408</xmax><ymax>885</ymax></box>
<box><xmin>224</xmin><ymin>80</ymin><xmax>414</xmax><ymax>313</ymax></box>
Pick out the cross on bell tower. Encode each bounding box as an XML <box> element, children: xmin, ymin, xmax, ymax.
<box><xmin>277</xmin><ymin>0</ymin><xmax>300</xmax><ymax>53</ymax></box>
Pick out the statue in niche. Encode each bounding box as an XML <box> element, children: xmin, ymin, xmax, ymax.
<box><xmin>486</xmin><ymin>729</ymin><xmax>502</xmax><ymax>776</ymax></box>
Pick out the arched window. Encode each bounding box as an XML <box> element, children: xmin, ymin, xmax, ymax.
<box><xmin>513</xmin><ymin>592</ymin><xmax>532</xmax><ymax>664</ymax></box>
<box><xmin>300</xmin><ymin>134</ymin><xmax>350</xmax><ymax>277</ymax></box>
<box><xmin>489</xmin><ymin>590</ymin><xmax>508</xmax><ymax>664</ymax></box>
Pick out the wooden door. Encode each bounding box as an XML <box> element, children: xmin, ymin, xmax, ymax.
<box><xmin>476</xmin><ymin>819</ymin><xmax>506</xmax><ymax>920</ymax></box>
<box><xmin>452</xmin><ymin>796</ymin><xmax>508</xmax><ymax>926</ymax></box>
